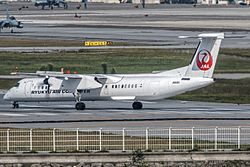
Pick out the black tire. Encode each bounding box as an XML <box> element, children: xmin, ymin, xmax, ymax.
<box><xmin>75</xmin><ymin>102</ymin><xmax>86</xmax><ymax>110</ymax></box>
<box><xmin>132</xmin><ymin>101</ymin><xmax>143</xmax><ymax>110</ymax></box>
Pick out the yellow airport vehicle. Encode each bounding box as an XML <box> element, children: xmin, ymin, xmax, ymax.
<box><xmin>84</xmin><ymin>41</ymin><xmax>113</xmax><ymax>46</ymax></box>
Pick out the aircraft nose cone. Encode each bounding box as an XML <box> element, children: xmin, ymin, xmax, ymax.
<box><xmin>3</xmin><ymin>93</ymin><xmax>10</xmax><ymax>100</ymax></box>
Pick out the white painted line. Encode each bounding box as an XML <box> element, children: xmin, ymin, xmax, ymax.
<box><xmin>29</xmin><ymin>113</ymin><xmax>58</xmax><ymax>116</ymax></box>
<box><xmin>70</xmin><ymin>112</ymin><xmax>92</xmax><ymax>115</ymax></box>
<box><xmin>0</xmin><ymin>113</ymin><xmax>27</xmax><ymax>117</ymax></box>
<box><xmin>21</xmin><ymin>104</ymin><xmax>73</xmax><ymax>109</ymax></box>
<box><xmin>119</xmin><ymin>112</ymin><xmax>137</xmax><ymax>114</ymax></box>
<box><xmin>189</xmin><ymin>108</ymin><xmax>242</xmax><ymax>111</ymax></box>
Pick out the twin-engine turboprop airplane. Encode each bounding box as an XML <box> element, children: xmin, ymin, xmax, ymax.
<box><xmin>4</xmin><ymin>33</ymin><xmax>224</xmax><ymax>110</ymax></box>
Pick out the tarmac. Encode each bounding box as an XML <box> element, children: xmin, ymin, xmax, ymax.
<box><xmin>1</xmin><ymin>3</ymin><xmax>250</xmax><ymax>48</ymax></box>
<box><xmin>0</xmin><ymin>94</ymin><xmax>250</xmax><ymax>129</ymax></box>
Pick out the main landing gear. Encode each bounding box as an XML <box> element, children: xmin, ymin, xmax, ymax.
<box><xmin>75</xmin><ymin>101</ymin><xmax>85</xmax><ymax>110</ymax></box>
<box><xmin>13</xmin><ymin>101</ymin><xmax>19</xmax><ymax>109</ymax></box>
<box><xmin>132</xmin><ymin>101</ymin><xmax>143</xmax><ymax>110</ymax></box>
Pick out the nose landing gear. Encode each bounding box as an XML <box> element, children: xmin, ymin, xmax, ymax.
<box><xmin>74</xmin><ymin>90</ymin><xmax>86</xmax><ymax>110</ymax></box>
<box><xmin>132</xmin><ymin>101</ymin><xmax>143</xmax><ymax>110</ymax></box>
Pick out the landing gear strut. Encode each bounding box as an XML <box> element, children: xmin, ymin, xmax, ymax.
<box><xmin>74</xmin><ymin>90</ymin><xmax>86</xmax><ymax>110</ymax></box>
<box><xmin>13</xmin><ymin>101</ymin><xmax>19</xmax><ymax>109</ymax></box>
<box><xmin>75</xmin><ymin>101</ymin><xmax>85</xmax><ymax>110</ymax></box>
<box><xmin>132</xmin><ymin>101</ymin><xmax>143</xmax><ymax>110</ymax></box>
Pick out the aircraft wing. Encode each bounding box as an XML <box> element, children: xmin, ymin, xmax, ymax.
<box><xmin>38</xmin><ymin>73</ymin><xmax>103</xmax><ymax>90</ymax></box>
<box><xmin>11</xmin><ymin>71</ymin><xmax>125</xmax><ymax>90</ymax></box>
<box><xmin>0</xmin><ymin>21</ymin><xmax>7</xmax><ymax>28</ymax></box>
<box><xmin>11</xmin><ymin>71</ymin><xmax>103</xmax><ymax>90</ymax></box>
<box><xmin>11</xmin><ymin>71</ymin><xmax>83</xmax><ymax>91</ymax></box>
<box><xmin>11</xmin><ymin>71</ymin><xmax>82</xmax><ymax>79</ymax></box>
<box><xmin>35</xmin><ymin>73</ymin><xmax>122</xmax><ymax>89</ymax></box>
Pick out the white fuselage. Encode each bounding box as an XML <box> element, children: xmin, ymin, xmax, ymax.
<box><xmin>3</xmin><ymin>33</ymin><xmax>224</xmax><ymax>110</ymax></box>
<box><xmin>4</xmin><ymin>74</ymin><xmax>214</xmax><ymax>102</ymax></box>
<box><xmin>4</xmin><ymin>33</ymin><xmax>224</xmax><ymax>110</ymax></box>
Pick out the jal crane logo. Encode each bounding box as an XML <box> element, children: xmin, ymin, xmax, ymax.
<box><xmin>196</xmin><ymin>49</ymin><xmax>213</xmax><ymax>71</ymax></box>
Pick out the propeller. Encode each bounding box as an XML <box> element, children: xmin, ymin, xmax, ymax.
<box><xmin>43</xmin><ymin>77</ymin><xmax>50</xmax><ymax>92</ymax></box>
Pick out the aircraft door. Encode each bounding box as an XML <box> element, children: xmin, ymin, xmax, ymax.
<box><xmin>104</xmin><ymin>84</ymin><xmax>109</xmax><ymax>95</ymax></box>
<box><xmin>149</xmin><ymin>81</ymin><xmax>160</xmax><ymax>96</ymax></box>
<box><xmin>24</xmin><ymin>81</ymin><xmax>33</xmax><ymax>97</ymax></box>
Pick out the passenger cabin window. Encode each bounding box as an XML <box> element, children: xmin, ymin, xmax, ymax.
<box><xmin>105</xmin><ymin>85</ymin><xmax>108</xmax><ymax>88</ymax></box>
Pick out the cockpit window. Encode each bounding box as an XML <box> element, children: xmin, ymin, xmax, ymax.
<box><xmin>14</xmin><ymin>82</ymin><xmax>20</xmax><ymax>88</ymax></box>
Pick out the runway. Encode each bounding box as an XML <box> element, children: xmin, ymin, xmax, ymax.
<box><xmin>1</xmin><ymin>3</ymin><xmax>250</xmax><ymax>48</ymax></box>
<box><xmin>0</xmin><ymin>94</ymin><xmax>250</xmax><ymax>129</ymax></box>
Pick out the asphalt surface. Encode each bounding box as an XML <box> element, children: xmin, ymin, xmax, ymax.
<box><xmin>1</xmin><ymin>3</ymin><xmax>250</xmax><ymax>48</ymax></box>
<box><xmin>0</xmin><ymin>94</ymin><xmax>250</xmax><ymax>129</ymax></box>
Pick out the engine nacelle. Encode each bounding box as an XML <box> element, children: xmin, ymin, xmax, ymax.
<box><xmin>41</xmin><ymin>77</ymin><xmax>63</xmax><ymax>90</ymax></box>
<box><xmin>43</xmin><ymin>77</ymin><xmax>50</xmax><ymax>85</ymax></box>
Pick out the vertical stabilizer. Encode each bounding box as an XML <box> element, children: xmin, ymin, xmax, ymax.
<box><xmin>184</xmin><ymin>33</ymin><xmax>224</xmax><ymax>78</ymax></box>
<box><xmin>6</xmin><ymin>9</ymin><xmax>9</xmax><ymax>19</ymax></box>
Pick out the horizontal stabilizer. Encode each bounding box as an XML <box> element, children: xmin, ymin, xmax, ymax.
<box><xmin>179</xmin><ymin>33</ymin><xmax>242</xmax><ymax>39</ymax></box>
